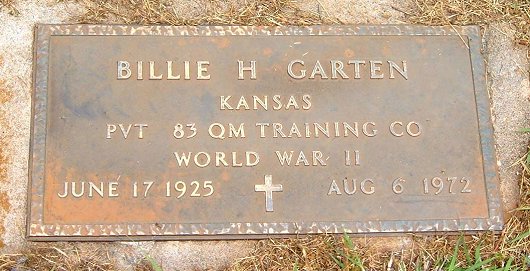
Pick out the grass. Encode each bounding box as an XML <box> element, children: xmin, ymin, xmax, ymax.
<box><xmin>0</xmin><ymin>244</ymin><xmax>166</xmax><ymax>270</ymax></box>
<box><xmin>407</xmin><ymin>0</ymin><xmax>529</xmax><ymax>48</ymax></box>
<box><xmin>330</xmin><ymin>234</ymin><xmax>366</xmax><ymax>271</ymax></box>
<box><xmin>232</xmin><ymin>167</ymin><xmax>530</xmax><ymax>269</ymax></box>
<box><xmin>0</xmin><ymin>244</ymin><xmax>116</xmax><ymax>270</ymax></box>
<box><xmin>0</xmin><ymin>0</ymin><xmax>19</xmax><ymax>16</ymax></box>
<box><xmin>67</xmin><ymin>0</ymin><xmax>529</xmax><ymax>49</ymax></box>
<box><xmin>0</xmin><ymin>0</ymin><xmax>529</xmax><ymax>270</ymax></box>
<box><xmin>72</xmin><ymin>0</ymin><xmax>335</xmax><ymax>26</ymax></box>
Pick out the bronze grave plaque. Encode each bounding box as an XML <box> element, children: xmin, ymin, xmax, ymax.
<box><xmin>28</xmin><ymin>25</ymin><xmax>503</xmax><ymax>240</ymax></box>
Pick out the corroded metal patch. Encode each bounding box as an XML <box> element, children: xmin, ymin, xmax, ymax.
<box><xmin>28</xmin><ymin>25</ymin><xmax>502</xmax><ymax>240</ymax></box>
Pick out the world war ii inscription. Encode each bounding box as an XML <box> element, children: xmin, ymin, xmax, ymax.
<box><xmin>28</xmin><ymin>25</ymin><xmax>502</xmax><ymax>240</ymax></box>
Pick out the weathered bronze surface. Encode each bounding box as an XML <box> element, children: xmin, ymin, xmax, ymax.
<box><xmin>28</xmin><ymin>25</ymin><xmax>502</xmax><ymax>240</ymax></box>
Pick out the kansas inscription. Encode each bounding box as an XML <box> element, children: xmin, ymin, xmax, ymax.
<box><xmin>28</xmin><ymin>25</ymin><xmax>503</xmax><ymax>240</ymax></box>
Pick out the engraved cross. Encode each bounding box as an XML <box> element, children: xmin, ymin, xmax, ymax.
<box><xmin>255</xmin><ymin>175</ymin><xmax>283</xmax><ymax>212</ymax></box>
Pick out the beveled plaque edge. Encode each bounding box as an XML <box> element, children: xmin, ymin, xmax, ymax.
<box><xmin>27</xmin><ymin>24</ymin><xmax>503</xmax><ymax>241</ymax></box>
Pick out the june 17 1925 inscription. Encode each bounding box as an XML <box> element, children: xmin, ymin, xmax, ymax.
<box><xmin>28</xmin><ymin>25</ymin><xmax>503</xmax><ymax>240</ymax></box>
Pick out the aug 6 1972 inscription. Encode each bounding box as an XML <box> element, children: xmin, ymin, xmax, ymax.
<box><xmin>28</xmin><ymin>25</ymin><xmax>503</xmax><ymax>240</ymax></box>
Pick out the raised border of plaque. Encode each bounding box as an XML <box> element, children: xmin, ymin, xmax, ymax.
<box><xmin>27</xmin><ymin>25</ymin><xmax>503</xmax><ymax>240</ymax></box>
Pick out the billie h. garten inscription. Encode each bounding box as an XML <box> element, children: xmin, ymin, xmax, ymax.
<box><xmin>28</xmin><ymin>25</ymin><xmax>502</xmax><ymax>240</ymax></box>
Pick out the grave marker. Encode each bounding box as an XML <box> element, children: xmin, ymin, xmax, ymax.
<box><xmin>27</xmin><ymin>25</ymin><xmax>503</xmax><ymax>240</ymax></box>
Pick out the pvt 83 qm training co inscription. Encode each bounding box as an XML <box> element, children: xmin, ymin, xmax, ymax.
<box><xmin>28</xmin><ymin>25</ymin><xmax>502</xmax><ymax>240</ymax></box>
<box><xmin>102</xmin><ymin>57</ymin><xmax>412</xmax><ymax>199</ymax></box>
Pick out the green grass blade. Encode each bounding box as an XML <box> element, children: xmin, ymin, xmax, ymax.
<box><xmin>509</xmin><ymin>229</ymin><xmax>530</xmax><ymax>244</ymax></box>
<box><xmin>502</xmin><ymin>257</ymin><xmax>513</xmax><ymax>271</ymax></box>
<box><xmin>448</xmin><ymin>236</ymin><xmax>462</xmax><ymax>271</ymax></box>
<box><xmin>473</xmin><ymin>242</ymin><xmax>482</xmax><ymax>265</ymax></box>
<box><xmin>511</xmin><ymin>205</ymin><xmax>530</xmax><ymax>211</ymax></box>
<box><xmin>352</xmin><ymin>255</ymin><xmax>365</xmax><ymax>271</ymax></box>
<box><xmin>329</xmin><ymin>253</ymin><xmax>345</xmax><ymax>269</ymax></box>
<box><xmin>293</xmin><ymin>261</ymin><xmax>299</xmax><ymax>271</ymax></box>
<box><xmin>464</xmin><ymin>255</ymin><xmax>497</xmax><ymax>271</ymax></box>
<box><xmin>147</xmin><ymin>256</ymin><xmax>163</xmax><ymax>271</ymax></box>
<box><xmin>343</xmin><ymin>233</ymin><xmax>354</xmax><ymax>249</ymax></box>
<box><xmin>462</xmin><ymin>237</ymin><xmax>472</xmax><ymax>265</ymax></box>
<box><xmin>398</xmin><ymin>261</ymin><xmax>406</xmax><ymax>271</ymax></box>
<box><xmin>415</xmin><ymin>255</ymin><xmax>422</xmax><ymax>271</ymax></box>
